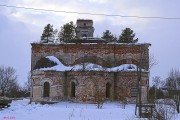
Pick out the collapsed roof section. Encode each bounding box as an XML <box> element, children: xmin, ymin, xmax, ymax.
<box><xmin>34</xmin><ymin>56</ymin><xmax>147</xmax><ymax>72</ymax></box>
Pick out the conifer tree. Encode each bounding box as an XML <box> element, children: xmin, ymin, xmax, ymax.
<box><xmin>101</xmin><ymin>30</ymin><xmax>115</xmax><ymax>42</ymax></box>
<box><xmin>40</xmin><ymin>24</ymin><xmax>54</xmax><ymax>43</ymax></box>
<box><xmin>58</xmin><ymin>21</ymin><xmax>76</xmax><ymax>42</ymax></box>
<box><xmin>118</xmin><ymin>28</ymin><xmax>138</xmax><ymax>43</ymax></box>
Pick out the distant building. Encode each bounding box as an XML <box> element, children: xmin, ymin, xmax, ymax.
<box><xmin>30</xmin><ymin>19</ymin><xmax>151</xmax><ymax>103</ymax></box>
<box><xmin>75</xmin><ymin>19</ymin><xmax>94</xmax><ymax>38</ymax></box>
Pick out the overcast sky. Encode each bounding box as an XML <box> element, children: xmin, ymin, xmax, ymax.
<box><xmin>0</xmin><ymin>0</ymin><xmax>180</xmax><ymax>86</ymax></box>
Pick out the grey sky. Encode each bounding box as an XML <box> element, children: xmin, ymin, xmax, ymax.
<box><xmin>0</xmin><ymin>0</ymin><xmax>180</xmax><ymax>86</ymax></box>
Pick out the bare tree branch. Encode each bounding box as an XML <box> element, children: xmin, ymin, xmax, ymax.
<box><xmin>0</xmin><ymin>66</ymin><xmax>17</xmax><ymax>96</ymax></box>
<box><xmin>149</xmin><ymin>53</ymin><xmax>158</xmax><ymax>70</ymax></box>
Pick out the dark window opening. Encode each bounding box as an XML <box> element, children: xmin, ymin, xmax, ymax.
<box><xmin>82</xmin><ymin>34</ymin><xmax>87</xmax><ymax>37</ymax></box>
<box><xmin>84</xmin><ymin>23</ymin><xmax>86</xmax><ymax>27</ymax></box>
<box><xmin>106</xmin><ymin>83</ymin><xmax>111</xmax><ymax>98</ymax></box>
<box><xmin>43</xmin><ymin>82</ymin><xmax>50</xmax><ymax>97</ymax></box>
<box><xmin>71</xmin><ymin>82</ymin><xmax>75</xmax><ymax>97</ymax></box>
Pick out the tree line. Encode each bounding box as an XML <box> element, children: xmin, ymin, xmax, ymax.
<box><xmin>0</xmin><ymin>66</ymin><xmax>30</xmax><ymax>98</ymax></box>
<box><xmin>40</xmin><ymin>21</ymin><xmax>138</xmax><ymax>43</ymax></box>
<box><xmin>149</xmin><ymin>69</ymin><xmax>180</xmax><ymax>101</ymax></box>
<box><xmin>147</xmin><ymin>69</ymin><xmax>180</xmax><ymax>118</ymax></box>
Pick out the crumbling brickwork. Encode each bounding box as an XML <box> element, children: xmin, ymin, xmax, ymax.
<box><xmin>31</xmin><ymin>43</ymin><xmax>150</xmax><ymax>103</ymax></box>
<box><xmin>31</xmin><ymin>43</ymin><xmax>150</xmax><ymax>70</ymax></box>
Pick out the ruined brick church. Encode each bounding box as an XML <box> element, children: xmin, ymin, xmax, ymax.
<box><xmin>30</xmin><ymin>19</ymin><xmax>151</xmax><ymax>103</ymax></box>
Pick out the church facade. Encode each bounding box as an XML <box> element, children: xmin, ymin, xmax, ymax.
<box><xmin>30</xmin><ymin>19</ymin><xmax>151</xmax><ymax>103</ymax></box>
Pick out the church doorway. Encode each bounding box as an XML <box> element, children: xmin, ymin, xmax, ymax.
<box><xmin>71</xmin><ymin>82</ymin><xmax>76</xmax><ymax>97</ymax></box>
<box><xmin>43</xmin><ymin>82</ymin><xmax>50</xmax><ymax>97</ymax></box>
<box><xmin>106</xmin><ymin>82</ymin><xmax>111</xmax><ymax>98</ymax></box>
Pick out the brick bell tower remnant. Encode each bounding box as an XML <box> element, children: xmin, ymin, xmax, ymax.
<box><xmin>75</xmin><ymin>19</ymin><xmax>94</xmax><ymax>38</ymax></box>
<box><xmin>30</xmin><ymin>19</ymin><xmax>151</xmax><ymax>103</ymax></box>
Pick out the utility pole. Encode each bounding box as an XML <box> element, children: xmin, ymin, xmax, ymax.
<box><xmin>155</xmin><ymin>84</ymin><xmax>157</xmax><ymax>100</ymax></box>
<box><xmin>138</xmin><ymin>66</ymin><xmax>142</xmax><ymax>117</ymax></box>
<box><xmin>138</xmin><ymin>46</ymin><xmax>143</xmax><ymax>118</ymax></box>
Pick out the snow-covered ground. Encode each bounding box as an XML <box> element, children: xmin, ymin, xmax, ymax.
<box><xmin>0</xmin><ymin>99</ymin><xmax>137</xmax><ymax>120</ymax></box>
<box><xmin>1</xmin><ymin>99</ymin><xmax>180</xmax><ymax>120</ymax></box>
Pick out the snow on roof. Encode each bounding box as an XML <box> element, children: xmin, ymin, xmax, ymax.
<box><xmin>45</xmin><ymin>56</ymin><xmax>61</xmax><ymax>65</ymax></box>
<box><xmin>37</xmin><ymin>56</ymin><xmax>146</xmax><ymax>72</ymax></box>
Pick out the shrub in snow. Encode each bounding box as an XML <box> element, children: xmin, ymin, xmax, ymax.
<box><xmin>154</xmin><ymin>99</ymin><xmax>176</xmax><ymax>120</ymax></box>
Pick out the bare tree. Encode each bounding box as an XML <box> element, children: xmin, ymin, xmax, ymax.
<box><xmin>155</xmin><ymin>99</ymin><xmax>176</xmax><ymax>120</ymax></box>
<box><xmin>0</xmin><ymin>66</ymin><xmax>17</xmax><ymax>96</ymax></box>
<box><xmin>153</xmin><ymin>76</ymin><xmax>161</xmax><ymax>88</ymax></box>
<box><xmin>21</xmin><ymin>72</ymin><xmax>32</xmax><ymax>97</ymax></box>
<box><xmin>24</xmin><ymin>72</ymin><xmax>31</xmax><ymax>92</ymax></box>
<box><xmin>165</xmin><ymin>69</ymin><xmax>180</xmax><ymax>90</ymax></box>
<box><xmin>7</xmin><ymin>81</ymin><xmax>21</xmax><ymax>98</ymax></box>
<box><xmin>164</xmin><ymin>69</ymin><xmax>180</xmax><ymax>113</ymax></box>
<box><xmin>150</xmin><ymin>76</ymin><xmax>163</xmax><ymax>101</ymax></box>
<box><xmin>149</xmin><ymin>53</ymin><xmax>158</xmax><ymax>70</ymax></box>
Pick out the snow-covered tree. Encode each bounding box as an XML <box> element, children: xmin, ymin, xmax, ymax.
<box><xmin>40</xmin><ymin>24</ymin><xmax>54</xmax><ymax>43</ymax></box>
<box><xmin>118</xmin><ymin>28</ymin><xmax>138</xmax><ymax>43</ymax></box>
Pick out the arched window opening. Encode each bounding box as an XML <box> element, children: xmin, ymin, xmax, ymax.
<box><xmin>71</xmin><ymin>82</ymin><xmax>75</xmax><ymax>97</ymax></box>
<box><xmin>106</xmin><ymin>83</ymin><xmax>111</xmax><ymax>98</ymax></box>
<box><xmin>43</xmin><ymin>82</ymin><xmax>50</xmax><ymax>97</ymax></box>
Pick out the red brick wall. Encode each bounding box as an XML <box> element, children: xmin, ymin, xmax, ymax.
<box><xmin>31</xmin><ymin>43</ymin><xmax>150</xmax><ymax>103</ymax></box>
<box><xmin>31</xmin><ymin>43</ymin><xmax>150</xmax><ymax>70</ymax></box>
